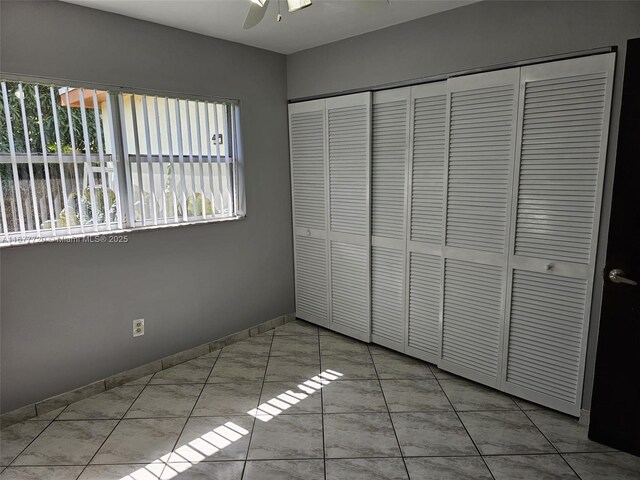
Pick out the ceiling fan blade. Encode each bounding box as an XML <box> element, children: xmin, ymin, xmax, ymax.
<box><xmin>243</xmin><ymin>0</ymin><xmax>270</xmax><ymax>30</ymax></box>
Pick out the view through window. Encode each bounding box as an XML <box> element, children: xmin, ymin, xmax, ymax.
<box><xmin>0</xmin><ymin>79</ymin><xmax>243</xmax><ymax>245</ymax></box>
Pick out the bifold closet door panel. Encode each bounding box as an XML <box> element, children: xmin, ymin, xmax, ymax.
<box><xmin>327</xmin><ymin>93</ymin><xmax>372</xmax><ymax>342</ymax></box>
<box><xmin>439</xmin><ymin>68</ymin><xmax>520</xmax><ymax>387</ymax></box>
<box><xmin>371</xmin><ymin>88</ymin><xmax>410</xmax><ymax>351</ymax></box>
<box><xmin>503</xmin><ymin>53</ymin><xmax>616</xmax><ymax>415</ymax></box>
<box><xmin>404</xmin><ymin>81</ymin><xmax>447</xmax><ymax>363</ymax></box>
<box><xmin>289</xmin><ymin>100</ymin><xmax>330</xmax><ymax>327</ymax></box>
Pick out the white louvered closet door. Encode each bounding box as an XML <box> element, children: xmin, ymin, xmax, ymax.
<box><xmin>327</xmin><ymin>93</ymin><xmax>372</xmax><ymax>342</ymax></box>
<box><xmin>502</xmin><ymin>54</ymin><xmax>615</xmax><ymax>415</ymax></box>
<box><xmin>289</xmin><ymin>100</ymin><xmax>330</xmax><ymax>328</ymax></box>
<box><xmin>439</xmin><ymin>69</ymin><xmax>520</xmax><ymax>388</ymax></box>
<box><xmin>370</xmin><ymin>88</ymin><xmax>410</xmax><ymax>351</ymax></box>
<box><xmin>404</xmin><ymin>82</ymin><xmax>447</xmax><ymax>363</ymax></box>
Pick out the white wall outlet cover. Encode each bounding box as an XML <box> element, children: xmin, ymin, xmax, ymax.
<box><xmin>133</xmin><ymin>319</ymin><xmax>145</xmax><ymax>337</ymax></box>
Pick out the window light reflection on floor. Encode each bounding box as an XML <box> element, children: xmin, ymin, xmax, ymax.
<box><xmin>118</xmin><ymin>369</ymin><xmax>343</xmax><ymax>480</ymax></box>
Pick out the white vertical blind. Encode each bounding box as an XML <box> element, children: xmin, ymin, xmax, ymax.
<box><xmin>1</xmin><ymin>82</ymin><xmax>26</xmax><ymax>234</ymax></box>
<box><xmin>78</xmin><ymin>90</ymin><xmax>100</xmax><ymax>231</ymax></box>
<box><xmin>33</xmin><ymin>85</ymin><xmax>56</xmax><ymax>236</ymax></box>
<box><xmin>92</xmin><ymin>90</ymin><xmax>114</xmax><ymax>231</ymax></box>
<box><xmin>49</xmin><ymin>86</ymin><xmax>72</xmax><ymax>234</ymax></box>
<box><xmin>1</xmin><ymin>81</ymin><xmax>122</xmax><ymax>241</ymax></box>
<box><xmin>17</xmin><ymin>83</ymin><xmax>41</xmax><ymax>235</ymax></box>
<box><xmin>141</xmin><ymin>95</ymin><xmax>158</xmax><ymax>226</ymax></box>
<box><xmin>118</xmin><ymin>92</ymin><xmax>239</xmax><ymax>227</ymax></box>
<box><xmin>64</xmin><ymin>87</ymin><xmax>86</xmax><ymax>232</ymax></box>
<box><xmin>0</xmin><ymin>80</ymin><xmax>243</xmax><ymax>244</ymax></box>
<box><xmin>104</xmin><ymin>92</ymin><xmax>123</xmax><ymax>230</ymax></box>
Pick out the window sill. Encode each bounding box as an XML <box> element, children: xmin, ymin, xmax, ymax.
<box><xmin>0</xmin><ymin>215</ymin><xmax>247</xmax><ymax>249</ymax></box>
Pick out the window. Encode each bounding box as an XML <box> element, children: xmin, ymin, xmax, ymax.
<box><xmin>0</xmin><ymin>78</ymin><xmax>244</xmax><ymax>245</ymax></box>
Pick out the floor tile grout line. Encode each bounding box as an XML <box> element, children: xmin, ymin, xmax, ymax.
<box><xmin>3</xmin><ymin>392</ymin><xmax>128</xmax><ymax>470</ymax></box>
<box><xmin>4</xmin><ymin>413</ymin><xmax>61</xmax><ymax>468</ymax></box>
<box><xmin>26</xmin><ymin>410</ymin><xmax>625</xmax><ymax>422</ymax></box>
<box><xmin>2</xmin><ymin>404</ymin><xmax>75</xmax><ymax>469</ymax></box>
<box><xmin>4</xmin><ymin>450</ymin><xmax>629</xmax><ymax>470</ymax></box>
<box><xmin>518</xmin><ymin>405</ymin><xmax>585</xmax><ymax>479</ymax></box>
<box><xmin>2</xmin><ymin>337</ymin><xmax>221</xmax><ymax>476</ymax></box>
<box><xmin>315</xmin><ymin>327</ymin><xmax>328</xmax><ymax>480</ymax></box>
<box><xmin>427</xmin><ymin>363</ymin><xmax>497</xmax><ymax>480</ymax></box>
<box><xmin>4</xmin><ymin>325</ymin><xmax>613</xmax><ymax>478</ymax></box>
<box><xmin>242</xmin><ymin>327</ymin><xmax>276</xmax><ymax>477</ymax></box>
<box><xmin>74</xmin><ymin>378</ymin><xmax>151</xmax><ymax>480</ymax></box>
<box><xmin>25</xmin><ymin>375</ymin><xmax>501</xmax><ymax>389</ymax></box>
<box><xmin>48</xmin><ymin>351</ymin><xmax>217</xmax><ymax>477</ymax></box>
<box><xmin>367</xmin><ymin>344</ymin><xmax>412</xmax><ymax>480</ymax></box>
<box><xmin>157</xmin><ymin>346</ymin><xmax>224</xmax><ymax>479</ymax></box>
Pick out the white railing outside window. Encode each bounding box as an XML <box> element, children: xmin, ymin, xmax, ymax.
<box><xmin>0</xmin><ymin>79</ymin><xmax>244</xmax><ymax>245</ymax></box>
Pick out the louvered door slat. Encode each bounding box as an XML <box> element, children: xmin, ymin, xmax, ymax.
<box><xmin>329</xmin><ymin>105</ymin><xmax>369</xmax><ymax>236</ymax></box>
<box><xmin>441</xmin><ymin>259</ymin><xmax>503</xmax><ymax>382</ymax></box>
<box><xmin>290</xmin><ymin>110</ymin><xmax>326</xmax><ymax>230</ymax></box>
<box><xmin>446</xmin><ymin>76</ymin><xmax>517</xmax><ymax>253</ymax></box>
<box><xmin>514</xmin><ymin>72</ymin><xmax>608</xmax><ymax>264</ymax></box>
<box><xmin>295</xmin><ymin>235</ymin><xmax>328</xmax><ymax>322</ymax></box>
<box><xmin>331</xmin><ymin>241</ymin><xmax>369</xmax><ymax>334</ymax></box>
<box><xmin>507</xmin><ymin>270</ymin><xmax>586</xmax><ymax>404</ymax></box>
<box><xmin>371</xmin><ymin>246</ymin><xmax>404</xmax><ymax>346</ymax></box>
<box><xmin>407</xmin><ymin>252</ymin><xmax>442</xmax><ymax>359</ymax></box>
<box><xmin>371</xmin><ymin>99</ymin><xmax>407</xmax><ymax>239</ymax></box>
<box><xmin>410</xmin><ymin>94</ymin><xmax>447</xmax><ymax>244</ymax></box>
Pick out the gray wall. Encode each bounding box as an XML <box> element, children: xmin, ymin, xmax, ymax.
<box><xmin>0</xmin><ymin>0</ymin><xmax>293</xmax><ymax>412</ymax></box>
<box><xmin>287</xmin><ymin>0</ymin><xmax>640</xmax><ymax>410</ymax></box>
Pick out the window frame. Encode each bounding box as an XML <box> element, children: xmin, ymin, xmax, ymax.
<box><xmin>0</xmin><ymin>73</ymin><xmax>246</xmax><ymax>247</ymax></box>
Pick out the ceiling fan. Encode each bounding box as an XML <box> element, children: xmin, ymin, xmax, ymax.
<box><xmin>243</xmin><ymin>0</ymin><xmax>312</xmax><ymax>29</ymax></box>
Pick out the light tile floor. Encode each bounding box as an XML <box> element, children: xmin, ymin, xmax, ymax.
<box><xmin>2</xmin><ymin>319</ymin><xmax>640</xmax><ymax>479</ymax></box>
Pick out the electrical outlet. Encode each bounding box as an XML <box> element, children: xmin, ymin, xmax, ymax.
<box><xmin>133</xmin><ymin>319</ymin><xmax>144</xmax><ymax>337</ymax></box>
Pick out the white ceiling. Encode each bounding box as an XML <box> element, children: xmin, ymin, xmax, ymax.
<box><xmin>61</xmin><ymin>0</ymin><xmax>479</xmax><ymax>54</ymax></box>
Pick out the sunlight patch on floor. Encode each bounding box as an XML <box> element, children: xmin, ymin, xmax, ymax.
<box><xmin>119</xmin><ymin>369</ymin><xmax>343</xmax><ymax>480</ymax></box>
